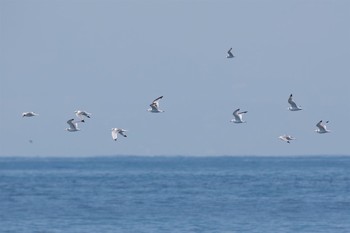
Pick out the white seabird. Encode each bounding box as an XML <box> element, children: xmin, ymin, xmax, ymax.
<box><xmin>279</xmin><ymin>135</ymin><xmax>295</xmax><ymax>143</ymax></box>
<box><xmin>226</xmin><ymin>48</ymin><xmax>234</xmax><ymax>58</ymax></box>
<box><xmin>288</xmin><ymin>94</ymin><xmax>302</xmax><ymax>111</ymax></box>
<box><xmin>111</xmin><ymin>128</ymin><xmax>127</xmax><ymax>141</ymax></box>
<box><xmin>230</xmin><ymin>108</ymin><xmax>248</xmax><ymax>123</ymax></box>
<box><xmin>148</xmin><ymin>96</ymin><xmax>164</xmax><ymax>113</ymax></box>
<box><xmin>22</xmin><ymin>112</ymin><xmax>39</xmax><ymax>117</ymax></box>
<box><xmin>75</xmin><ymin>110</ymin><xmax>91</xmax><ymax>122</ymax></box>
<box><xmin>66</xmin><ymin>119</ymin><xmax>80</xmax><ymax>132</ymax></box>
<box><xmin>315</xmin><ymin>120</ymin><xmax>330</xmax><ymax>134</ymax></box>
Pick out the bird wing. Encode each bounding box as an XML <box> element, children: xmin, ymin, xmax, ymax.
<box><xmin>152</xmin><ymin>96</ymin><xmax>163</xmax><ymax>105</ymax></box>
<box><xmin>150</xmin><ymin>96</ymin><xmax>163</xmax><ymax>110</ymax></box>
<box><xmin>237</xmin><ymin>110</ymin><xmax>247</xmax><ymax>121</ymax></box>
<box><xmin>232</xmin><ymin>109</ymin><xmax>241</xmax><ymax>121</ymax></box>
<box><xmin>232</xmin><ymin>109</ymin><xmax>240</xmax><ymax>116</ymax></box>
<box><xmin>67</xmin><ymin>119</ymin><xmax>77</xmax><ymax>130</ymax></box>
<box><xmin>316</xmin><ymin>121</ymin><xmax>326</xmax><ymax>132</ymax></box>
<box><xmin>279</xmin><ymin>136</ymin><xmax>287</xmax><ymax>142</ymax></box>
<box><xmin>288</xmin><ymin>94</ymin><xmax>298</xmax><ymax>108</ymax></box>
<box><xmin>227</xmin><ymin>48</ymin><xmax>233</xmax><ymax>56</ymax></box>
<box><xmin>75</xmin><ymin>111</ymin><xmax>83</xmax><ymax>120</ymax></box>
<box><xmin>81</xmin><ymin>111</ymin><xmax>91</xmax><ymax>117</ymax></box>
<box><xmin>111</xmin><ymin>129</ymin><xmax>118</xmax><ymax>140</ymax></box>
<box><xmin>118</xmin><ymin>129</ymin><xmax>127</xmax><ymax>137</ymax></box>
<box><xmin>150</xmin><ymin>102</ymin><xmax>159</xmax><ymax>111</ymax></box>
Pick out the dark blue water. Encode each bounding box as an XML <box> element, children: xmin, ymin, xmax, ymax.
<box><xmin>1</xmin><ymin>156</ymin><xmax>350</xmax><ymax>233</ymax></box>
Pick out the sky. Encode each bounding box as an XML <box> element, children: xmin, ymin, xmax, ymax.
<box><xmin>0</xmin><ymin>0</ymin><xmax>349</xmax><ymax>157</ymax></box>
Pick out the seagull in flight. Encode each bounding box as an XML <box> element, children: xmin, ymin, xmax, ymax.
<box><xmin>75</xmin><ymin>110</ymin><xmax>91</xmax><ymax>122</ymax></box>
<box><xmin>22</xmin><ymin>112</ymin><xmax>39</xmax><ymax>117</ymax></box>
<box><xmin>279</xmin><ymin>135</ymin><xmax>295</xmax><ymax>143</ymax></box>
<box><xmin>66</xmin><ymin>119</ymin><xmax>80</xmax><ymax>132</ymax></box>
<box><xmin>148</xmin><ymin>96</ymin><xmax>164</xmax><ymax>113</ymax></box>
<box><xmin>288</xmin><ymin>94</ymin><xmax>302</xmax><ymax>111</ymax></box>
<box><xmin>226</xmin><ymin>48</ymin><xmax>234</xmax><ymax>58</ymax></box>
<box><xmin>315</xmin><ymin>120</ymin><xmax>330</xmax><ymax>134</ymax></box>
<box><xmin>230</xmin><ymin>108</ymin><xmax>248</xmax><ymax>123</ymax></box>
<box><xmin>111</xmin><ymin>128</ymin><xmax>127</xmax><ymax>141</ymax></box>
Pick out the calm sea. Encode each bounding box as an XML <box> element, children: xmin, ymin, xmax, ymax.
<box><xmin>0</xmin><ymin>156</ymin><xmax>350</xmax><ymax>233</ymax></box>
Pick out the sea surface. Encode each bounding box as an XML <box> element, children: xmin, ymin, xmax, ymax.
<box><xmin>1</xmin><ymin>156</ymin><xmax>350</xmax><ymax>233</ymax></box>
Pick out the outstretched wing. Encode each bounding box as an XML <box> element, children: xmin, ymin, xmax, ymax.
<box><xmin>152</xmin><ymin>96</ymin><xmax>163</xmax><ymax>104</ymax></box>
<box><xmin>316</xmin><ymin>120</ymin><xmax>326</xmax><ymax>132</ymax></box>
<box><xmin>279</xmin><ymin>135</ymin><xmax>288</xmax><ymax>142</ymax></box>
<box><xmin>288</xmin><ymin>94</ymin><xmax>298</xmax><ymax>108</ymax></box>
<box><xmin>238</xmin><ymin>111</ymin><xmax>247</xmax><ymax>121</ymax></box>
<box><xmin>75</xmin><ymin>111</ymin><xmax>83</xmax><ymax>120</ymax></box>
<box><xmin>76</xmin><ymin>110</ymin><xmax>91</xmax><ymax>120</ymax></box>
<box><xmin>67</xmin><ymin>119</ymin><xmax>77</xmax><ymax>130</ymax></box>
<box><xmin>111</xmin><ymin>129</ymin><xmax>118</xmax><ymax>141</ymax></box>
<box><xmin>232</xmin><ymin>108</ymin><xmax>241</xmax><ymax>121</ymax></box>
<box><xmin>150</xmin><ymin>96</ymin><xmax>163</xmax><ymax>110</ymax></box>
<box><xmin>81</xmin><ymin>111</ymin><xmax>91</xmax><ymax>118</ymax></box>
<box><xmin>118</xmin><ymin>129</ymin><xmax>127</xmax><ymax>137</ymax></box>
<box><xmin>227</xmin><ymin>48</ymin><xmax>234</xmax><ymax>57</ymax></box>
<box><xmin>150</xmin><ymin>102</ymin><xmax>159</xmax><ymax>111</ymax></box>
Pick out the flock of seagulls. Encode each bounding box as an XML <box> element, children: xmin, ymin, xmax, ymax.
<box><xmin>22</xmin><ymin>48</ymin><xmax>331</xmax><ymax>146</ymax></box>
<box><xmin>277</xmin><ymin>92</ymin><xmax>330</xmax><ymax>143</ymax></box>
<box><xmin>22</xmin><ymin>95</ymin><xmax>165</xmax><ymax>141</ymax></box>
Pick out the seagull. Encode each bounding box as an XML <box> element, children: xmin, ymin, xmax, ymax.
<box><xmin>66</xmin><ymin>119</ymin><xmax>80</xmax><ymax>132</ymax></box>
<box><xmin>279</xmin><ymin>135</ymin><xmax>295</xmax><ymax>143</ymax></box>
<box><xmin>111</xmin><ymin>128</ymin><xmax>127</xmax><ymax>141</ymax></box>
<box><xmin>288</xmin><ymin>94</ymin><xmax>302</xmax><ymax>111</ymax></box>
<box><xmin>75</xmin><ymin>110</ymin><xmax>91</xmax><ymax>122</ymax></box>
<box><xmin>22</xmin><ymin>112</ymin><xmax>38</xmax><ymax>117</ymax></box>
<box><xmin>148</xmin><ymin>96</ymin><xmax>164</xmax><ymax>113</ymax></box>
<box><xmin>226</xmin><ymin>48</ymin><xmax>234</xmax><ymax>58</ymax></box>
<box><xmin>315</xmin><ymin>120</ymin><xmax>330</xmax><ymax>134</ymax></box>
<box><xmin>230</xmin><ymin>108</ymin><xmax>248</xmax><ymax>123</ymax></box>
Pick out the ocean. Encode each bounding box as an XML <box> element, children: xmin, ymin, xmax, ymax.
<box><xmin>0</xmin><ymin>156</ymin><xmax>350</xmax><ymax>233</ymax></box>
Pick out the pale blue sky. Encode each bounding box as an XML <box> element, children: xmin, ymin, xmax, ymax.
<box><xmin>1</xmin><ymin>0</ymin><xmax>349</xmax><ymax>156</ymax></box>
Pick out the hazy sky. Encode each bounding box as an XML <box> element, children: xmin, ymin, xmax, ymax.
<box><xmin>1</xmin><ymin>0</ymin><xmax>349</xmax><ymax>156</ymax></box>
